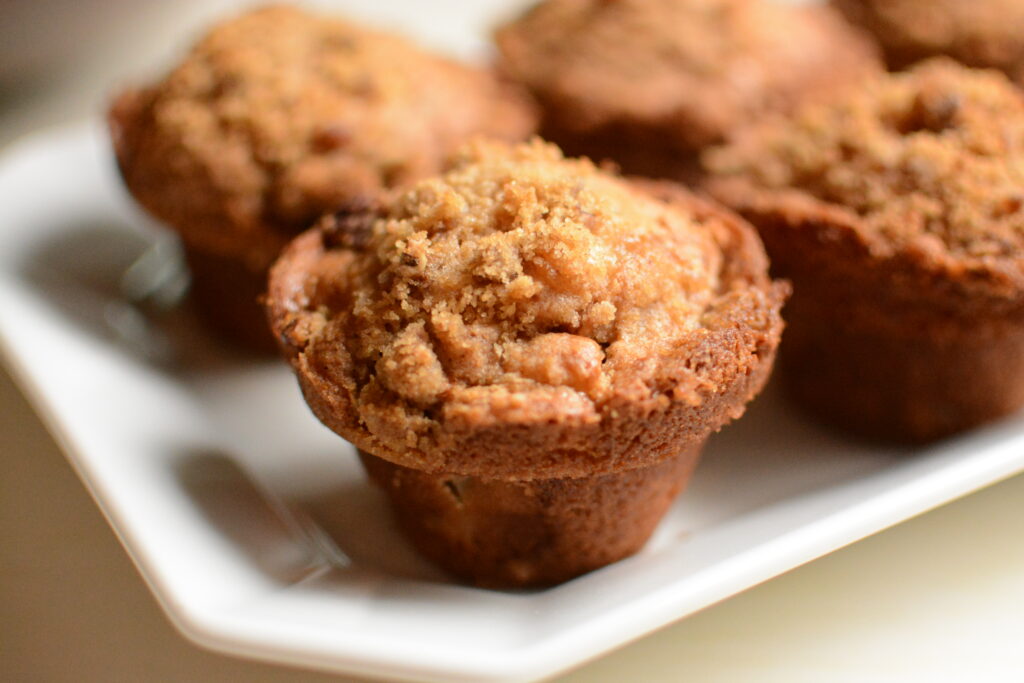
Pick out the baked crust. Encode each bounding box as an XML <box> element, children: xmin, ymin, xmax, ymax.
<box><xmin>182</xmin><ymin>246</ymin><xmax>279</xmax><ymax>353</ymax></box>
<box><xmin>496</xmin><ymin>0</ymin><xmax>879</xmax><ymax>173</ymax></box>
<box><xmin>268</xmin><ymin>140</ymin><xmax>785</xmax><ymax>478</ymax></box>
<box><xmin>705</xmin><ymin>61</ymin><xmax>1024</xmax><ymax>440</ymax></box>
<box><xmin>833</xmin><ymin>0</ymin><xmax>1024</xmax><ymax>79</ymax></box>
<box><xmin>109</xmin><ymin>5</ymin><xmax>537</xmax><ymax>272</ymax></box>
<box><xmin>359</xmin><ymin>447</ymin><xmax>701</xmax><ymax>587</ymax></box>
<box><xmin>708</xmin><ymin>180</ymin><xmax>1024</xmax><ymax>440</ymax></box>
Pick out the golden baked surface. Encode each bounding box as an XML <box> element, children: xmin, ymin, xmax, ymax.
<box><xmin>269</xmin><ymin>140</ymin><xmax>785</xmax><ymax>477</ymax></box>
<box><xmin>706</xmin><ymin>60</ymin><xmax>1024</xmax><ymax>260</ymax></box>
<box><xmin>342</xmin><ymin>140</ymin><xmax>724</xmax><ymax>405</ymax></box>
<box><xmin>496</xmin><ymin>0</ymin><xmax>878</xmax><ymax>150</ymax></box>
<box><xmin>109</xmin><ymin>5</ymin><xmax>536</xmax><ymax>268</ymax></box>
<box><xmin>833</xmin><ymin>0</ymin><xmax>1024</xmax><ymax>77</ymax></box>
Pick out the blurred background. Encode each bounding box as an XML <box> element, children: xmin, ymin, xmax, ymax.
<box><xmin>2</xmin><ymin>1</ymin><xmax>1023</xmax><ymax>682</ymax></box>
<box><xmin>0</xmin><ymin>0</ymin><xmax>536</xmax><ymax>145</ymax></box>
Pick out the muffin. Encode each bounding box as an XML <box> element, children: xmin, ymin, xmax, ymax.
<box><xmin>705</xmin><ymin>59</ymin><xmax>1024</xmax><ymax>442</ymax></box>
<box><xmin>833</xmin><ymin>0</ymin><xmax>1024</xmax><ymax>80</ymax></box>
<box><xmin>495</xmin><ymin>0</ymin><xmax>879</xmax><ymax>179</ymax></box>
<box><xmin>266</xmin><ymin>139</ymin><xmax>786</xmax><ymax>586</ymax></box>
<box><xmin>109</xmin><ymin>5</ymin><xmax>536</xmax><ymax>351</ymax></box>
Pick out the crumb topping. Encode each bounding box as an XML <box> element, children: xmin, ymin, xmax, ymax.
<box><xmin>291</xmin><ymin>136</ymin><xmax>781</xmax><ymax>434</ymax></box>
<box><xmin>706</xmin><ymin>60</ymin><xmax>1024</xmax><ymax>258</ymax></box>
<box><xmin>110</xmin><ymin>5</ymin><xmax>535</xmax><ymax>267</ymax></box>
<box><xmin>311</xmin><ymin>139</ymin><xmax>730</xmax><ymax>413</ymax></box>
<box><xmin>496</xmin><ymin>0</ymin><xmax>878</xmax><ymax>146</ymax></box>
<box><xmin>270</xmin><ymin>140</ymin><xmax>785</xmax><ymax>474</ymax></box>
<box><xmin>833</xmin><ymin>0</ymin><xmax>1024</xmax><ymax>78</ymax></box>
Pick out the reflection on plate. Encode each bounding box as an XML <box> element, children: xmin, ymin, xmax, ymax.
<box><xmin>2</xmin><ymin>123</ymin><xmax>1024</xmax><ymax>682</ymax></box>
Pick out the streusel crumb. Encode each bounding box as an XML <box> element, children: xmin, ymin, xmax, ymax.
<box><xmin>269</xmin><ymin>139</ymin><xmax>785</xmax><ymax>476</ymax></box>
<box><xmin>706</xmin><ymin>59</ymin><xmax>1024</xmax><ymax>259</ymax></box>
<box><xmin>314</xmin><ymin>139</ymin><xmax>732</xmax><ymax>409</ymax></box>
<box><xmin>110</xmin><ymin>5</ymin><xmax>536</xmax><ymax>269</ymax></box>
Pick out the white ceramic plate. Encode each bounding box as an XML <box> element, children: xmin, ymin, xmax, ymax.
<box><xmin>3</xmin><ymin>119</ymin><xmax>1024</xmax><ymax>683</ymax></box>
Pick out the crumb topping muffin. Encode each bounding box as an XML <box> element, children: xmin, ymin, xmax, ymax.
<box><xmin>706</xmin><ymin>59</ymin><xmax>1024</xmax><ymax>274</ymax></box>
<box><xmin>705</xmin><ymin>60</ymin><xmax>1024</xmax><ymax>440</ymax></box>
<box><xmin>109</xmin><ymin>5</ymin><xmax>537</xmax><ymax>271</ymax></box>
<box><xmin>833</xmin><ymin>0</ymin><xmax>1024</xmax><ymax>79</ymax></box>
<box><xmin>336</xmin><ymin>141</ymin><xmax>723</xmax><ymax>403</ymax></box>
<box><xmin>496</xmin><ymin>0</ymin><xmax>879</xmax><ymax>168</ymax></box>
<box><xmin>269</xmin><ymin>139</ymin><xmax>786</xmax><ymax>478</ymax></box>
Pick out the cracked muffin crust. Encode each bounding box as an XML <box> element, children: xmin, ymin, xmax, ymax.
<box><xmin>110</xmin><ymin>5</ymin><xmax>537</xmax><ymax>272</ymax></box>
<box><xmin>833</xmin><ymin>0</ymin><xmax>1024</xmax><ymax>80</ymax></box>
<box><xmin>268</xmin><ymin>139</ymin><xmax>786</xmax><ymax>479</ymax></box>
<box><xmin>495</xmin><ymin>0</ymin><xmax>879</xmax><ymax>178</ymax></box>
<box><xmin>705</xmin><ymin>60</ymin><xmax>1024</xmax><ymax>440</ymax></box>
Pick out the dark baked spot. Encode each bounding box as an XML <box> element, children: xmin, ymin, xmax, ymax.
<box><xmin>895</xmin><ymin>92</ymin><xmax>961</xmax><ymax>134</ymax></box>
<box><xmin>442</xmin><ymin>479</ymin><xmax>464</xmax><ymax>504</ymax></box>
<box><xmin>319</xmin><ymin>197</ymin><xmax>380</xmax><ymax>250</ymax></box>
<box><xmin>311</xmin><ymin>124</ymin><xmax>353</xmax><ymax>153</ymax></box>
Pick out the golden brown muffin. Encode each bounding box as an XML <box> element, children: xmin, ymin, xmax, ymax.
<box><xmin>109</xmin><ymin>5</ymin><xmax>536</xmax><ymax>351</ymax></box>
<box><xmin>267</xmin><ymin>139</ymin><xmax>786</xmax><ymax>586</ymax></box>
<box><xmin>705</xmin><ymin>59</ymin><xmax>1024</xmax><ymax>442</ymax></box>
<box><xmin>833</xmin><ymin>0</ymin><xmax>1024</xmax><ymax>80</ymax></box>
<box><xmin>496</xmin><ymin>0</ymin><xmax>879</xmax><ymax>179</ymax></box>
<box><xmin>357</xmin><ymin>447</ymin><xmax>701</xmax><ymax>587</ymax></box>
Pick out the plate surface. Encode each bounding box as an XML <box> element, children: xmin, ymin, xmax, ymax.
<box><xmin>3</xmin><ymin>119</ymin><xmax>1024</xmax><ymax>683</ymax></box>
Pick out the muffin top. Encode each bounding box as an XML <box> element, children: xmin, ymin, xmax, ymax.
<box><xmin>833</xmin><ymin>0</ymin><xmax>1024</xmax><ymax>78</ymax></box>
<box><xmin>109</xmin><ymin>5</ymin><xmax>536</xmax><ymax>269</ymax></box>
<box><xmin>268</xmin><ymin>140</ymin><xmax>785</xmax><ymax>478</ymax></box>
<box><xmin>496</xmin><ymin>0</ymin><xmax>878</xmax><ymax>152</ymax></box>
<box><xmin>705</xmin><ymin>60</ymin><xmax>1024</xmax><ymax>266</ymax></box>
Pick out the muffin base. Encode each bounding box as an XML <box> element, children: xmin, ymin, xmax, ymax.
<box><xmin>184</xmin><ymin>246</ymin><xmax>277</xmax><ymax>354</ymax></box>
<box><xmin>358</xmin><ymin>447</ymin><xmax>702</xmax><ymax>588</ymax></box>
<box><xmin>706</xmin><ymin>176</ymin><xmax>1024</xmax><ymax>442</ymax></box>
<box><xmin>540</xmin><ymin>119</ymin><xmax>702</xmax><ymax>183</ymax></box>
<box><xmin>781</xmin><ymin>291</ymin><xmax>1024</xmax><ymax>442</ymax></box>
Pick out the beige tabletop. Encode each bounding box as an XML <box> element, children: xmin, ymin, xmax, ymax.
<box><xmin>3</xmin><ymin>4</ymin><xmax>1024</xmax><ymax>680</ymax></box>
